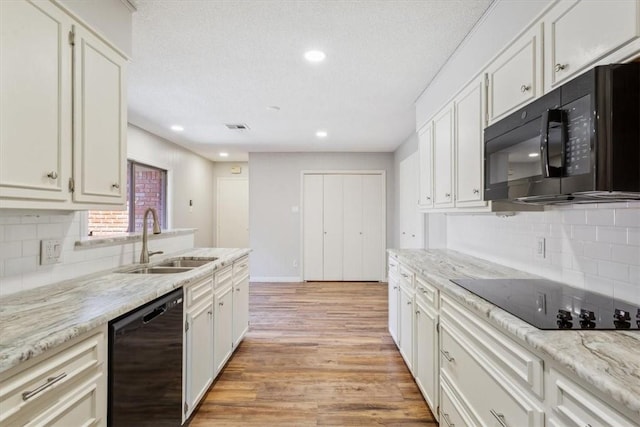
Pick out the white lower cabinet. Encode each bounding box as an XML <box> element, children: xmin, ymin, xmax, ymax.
<box><xmin>183</xmin><ymin>276</ymin><xmax>214</xmax><ymax>420</ymax></box>
<box><xmin>0</xmin><ymin>326</ymin><xmax>107</xmax><ymax>427</ymax></box>
<box><xmin>398</xmin><ymin>282</ymin><xmax>414</xmax><ymax>372</ymax></box>
<box><xmin>440</xmin><ymin>374</ymin><xmax>476</xmax><ymax>427</ymax></box>
<box><xmin>232</xmin><ymin>256</ymin><xmax>250</xmax><ymax>347</ymax></box>
<box><xmin>214</xmin><ymin>279</ymin><xmax>234</xmax><ymax>376</ymax></box>
<box><xmin>388</xmin><ymin>273</ymin><xmax>400</xmax><ymax>346</ymax></box>
<box><xmin>414</xmin><ymin>296</ymin><xmax>438</xmax><ymax>415</ymax></box>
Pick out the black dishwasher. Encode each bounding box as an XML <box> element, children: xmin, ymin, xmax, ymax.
<box><xmin>108</xmin><ymin>288</ymin><xmax>183</xmax><ymax>427</ymax></box>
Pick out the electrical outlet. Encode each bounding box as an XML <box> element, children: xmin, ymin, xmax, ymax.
<box><xmin>40</xmin><ymin>239</ymin><xmax>62</xmax><ymax>265</ymax></box>
<box><xmin>535</xmin><ymin>237</ymin><xmax>546</xmax><ymax>259</ymax></box>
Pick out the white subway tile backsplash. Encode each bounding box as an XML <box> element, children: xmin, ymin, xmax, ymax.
<box><xmin>0</xmin><ymin>241</ymin><xmax>22</xmax><ymax>259</ymax></box>
<box><xmin>628</xmin><ymin>229</ymin><xmax>640</xmax><ymax>246</ymax></box>
<box><xmin>563</xmin><ymin>210</ymin><xmax>586</xmax><ymax>225</ymax></box>
<box><xmin>583</xmin><ymin>242</ymin><xmax>611</xmax><ymax>260</ymax></box>
<box><xmin>597</xmin><ymin>260</ymin><xmax>629</xmax><ymax>282</ymax></box>
<box><xmin>4</xmin><ymin>224</ymin><xmax>36</xmax><ymax>241</ymax></box>
<box><xmin>572</xmin><ymin>225</ymin><xmax>597</xmax><ymax>242</ymax></box>
<box><xmin>36</xmin><ymin>223</ymin><xmax>64</xmax><ymax>239</ymax></box>
<box><xmin>613</xmin><ymin>281</ymin><xmax>639</xmax><ymax>305</ymax></box>
<box><xmin>585</xmin><ymin>275</ymin><xmax>614</xmax><ymax>296</ymax></box>
<box><xmin>597</xmin><ymin>226</ymin><xmax>627</xmax><ymax>244</ymax></box>
<box><xmin>572</xmin><ymin>257</ymin><xmax>598</xmax><ymax>275</ymax></box>
<box><xmin>615</xmin><ymin>209</ymin><xmax>640</xmax><ymax>227</ymax></box>
<box><xmin>586</xmin><ymin>209</ymin><xmax>615</xmax><ymax>226</ymax></box>
<box><xmin>5</xmin><ymin>256</ymin><xmax>37</xmax><ymax>276</ymax></box>
<box><xmin>611</xmin><ymin>244</ymin><xmax>640</xmax><ymax>266</ymax></box>
<box><xmin>21</xmin><ymin>214</ymin><xmax>50</xmax><ymax>224</ymax></box>
<box><xmin>22</xmin><ymin>240</ymin><xmax>40</xmax><ymax>257</ymax></box>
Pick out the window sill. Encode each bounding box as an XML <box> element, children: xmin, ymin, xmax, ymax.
<box><xmin>75</xmin><ymin>228</ymin><xmax>196</xmax><ymax>249</ymax></box>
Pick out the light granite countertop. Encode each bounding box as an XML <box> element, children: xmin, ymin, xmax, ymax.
<box><xmin>0</xmin><ymin>247</ymin><xmax>250</xmax><ymax>374</ymax></box>
<box><xmin>388</xmin><ymin>248</ymin><xmax>640</xmax><ymax>418</ymax></box>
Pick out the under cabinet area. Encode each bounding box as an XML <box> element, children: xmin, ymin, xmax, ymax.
<box><xmin>0</xmin><ymin>0</ymin><xmax>127</xmax><ymax>210</ymax></box>
<box><xmin>0</xmin><ymin>326</ymin><xmax>107</xmax><ymax>427</ymax></box>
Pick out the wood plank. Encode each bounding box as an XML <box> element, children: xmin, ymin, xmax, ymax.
<box><xmin>188</xmin><ymin>282</ymin><xmax>436</xmax><ymax>426</ymax></box>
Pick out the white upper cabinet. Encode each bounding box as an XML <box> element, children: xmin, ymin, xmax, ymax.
<box><xmin>417</xmin><ymin>123</ymin><xmax>433</xmax><ymax>209</ymax></box>
<box><xmin>486</xmin><ymin>23</ymin><xmax>543</xmax><ymax>124</ymax></box>
<box><xmin>454</xmin><ymin>75</ymin><xmax>486</xmax><ymax>207</ymax></box>
<box><xmin>72</xmin><ymin>24</ymin><xmax>127</xmax><ymax>205</ymax></box>
<box><xmin>0</xmin><ymin>1</ymin><xmax>72</xmax><ymax>204</ymax></box>
<box><xmin>543</xmin><ymin>0</ymin><xmax>640</xmax><ymax>91</ymax></box>
<box><xmin>433</xmin><ymin>104</ymin><xmax>455</xmax><ymax>208</ymax></box>
<box><xmin>0</xmin><ymin>0</ymin><xmax>128</xmax><ymax>209</ymax></box>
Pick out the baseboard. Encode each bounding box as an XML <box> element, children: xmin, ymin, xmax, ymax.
<box><xmin>250</xmin><ymin>276</ymin><xmax>302</xmax><ymax>283</ymax></box>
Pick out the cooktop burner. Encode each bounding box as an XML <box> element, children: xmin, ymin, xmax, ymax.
<box><xmin>450</xmin><ymin>278</ymin><xmax>640</xmax><ymax>330</ymax></box>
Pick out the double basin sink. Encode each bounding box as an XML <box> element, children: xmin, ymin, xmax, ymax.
<box><xmin>118</xmin><ymin>257</ymin><xmax>218</xmax><ymax>274</ymax></box>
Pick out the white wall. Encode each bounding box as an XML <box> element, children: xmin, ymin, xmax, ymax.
<box><xmin>59</xmin><ymin>0</ymin><xmax>133</xmax><ymax>57</ymax></box>
<box><xmin>249</xmin><ymin>152</ymin><xmax>394</xmax><ymax>281</ymax></box>
<box><xmin>448</xmin><ymin>204</ymin><xmax>640</xmax><ymax>304</ymax></box>
<box><xmin>0</xmin><ymin>211</ymin><xmax>194</xmax><ymax>296</ymax></box>
<box><xmin>128</xmin><ymin>125</ymin><xmax>216</xmax><ymax>247</ymax></box>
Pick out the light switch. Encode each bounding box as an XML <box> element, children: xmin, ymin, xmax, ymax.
<box><xmin>40</xmin><ymin>239</ymin><xmax>62</xmax><ymax>265</ymax></box>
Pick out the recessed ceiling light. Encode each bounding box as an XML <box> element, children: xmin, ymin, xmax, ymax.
<box><xmin>304</xmin><ymin>50</ymin><xmax>326</xmax><ymax>62</ymax></box>
<box><xmin>219</xmin><ymin>152</ymin><xmax>229</xmax><ymax>157</ymax></box>
<box><xmin>528</xmin><ymin>152</ymin><xmax>539</xmax><ymax>158</ymax></box>
<box><xmin>316</xmin><ymin>130</ymin><xmax>328</xmax><ymax>138</ymax></box>
<box><xmin>170</xmin><ymin>125</ymin><xmax>184</xmax><ymax>132</ymax></box>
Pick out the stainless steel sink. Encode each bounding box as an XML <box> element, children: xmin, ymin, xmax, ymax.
<box><xmin>156</xmin><ymin>258</ymin><xmax>217</xmax><ymax>268</ymax></box>
<box><xmin>127</xmin><ymin>267</ymin><xmax>194</xmax><ymax>274</ymax></box>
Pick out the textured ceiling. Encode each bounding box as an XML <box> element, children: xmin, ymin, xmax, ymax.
<box><xmin>129</xmin><ymin>0</ymin><xmax>493</xmax><ymax>162</ymax></box>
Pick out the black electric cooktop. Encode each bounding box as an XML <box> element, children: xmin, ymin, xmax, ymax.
<box><xmin>450</xmin><ymin>278</ymin><xmax>640</xmax><ymax>330</ymax></box>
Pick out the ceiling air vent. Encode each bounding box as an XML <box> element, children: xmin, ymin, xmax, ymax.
<box><xmin>225</xmin><ymin>123</ymin><xmax>250</xmax><ymax>131</ymax></box>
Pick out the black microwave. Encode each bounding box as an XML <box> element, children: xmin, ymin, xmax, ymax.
<box><xmin>484</xmin><ymin>63</ymin><xmax>640</xmax><ymax>204</ymax></box>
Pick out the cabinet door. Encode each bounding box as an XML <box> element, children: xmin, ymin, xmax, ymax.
<box><xmin>388</xmin><ymin>279</ymin><xmax>399</xmax><ymax>346</ymax></box>
<box><xmin>487</xmin><ymin>24</ymin><xmax>543</xmax><ymax>123</ymax></box>
<box><xmin>399</xmin><ymin>153</ymin><xmax>424</xmax><ymax>247</ymax></box>
<box><xmin>418</xmin><ymin>123</ymin><xmax>434</xmax><ymax>209</ymax></box>
<box><xmin>232</xmin><ymin>276</ymin><xmax>249</xmax><ymax>347</ymax></box>
<box><xmin>184</xmin><ymin>301</ymin><xmax>214</xmax><ymax>419</ymax></box>
<box><xmin>72</xmin><ymin>24</ymin><xmax>127</xmax><ymax>205</ymax></box>
<box><xmin>414</xmin><ymin>299</ymin><xmax>439</xmax><ymax>415</ymax></box>
<box><xmin>343</xmin><ymin>175</ymin><xmax>363</xmax><ymax>281</ymax></box>
<box><xmin>0</xmin><ymin>0</ymin><xmax>71</xmax><ymax>204</ymax></box>
<box><xmin>544</xmin><ymin>0</ymin><xmax>640</xmax><ymax>91</ymax></box>
<box><xmin>323</xmin><ymin>175</ymin><xmax>343</xmax><ymax>280</ymax></box>
<box><xmin>214</xmin><ymin>286</ymin><xmax>233</xmax><ymax>375</ymax></box>
<box><xmin>455</xmin><ymin>76</ymin><xmax>486</xmax><ymax>207</ymax></box>
<box><xmin>433</xmin><ymin>105</ymin><xmax>455</xmax><ymax>208</ymax></box>
<box><xmin>361</xmin><ymin>174</ymin><xmax>384</xmax><ymax>281</ymax></box>
<box><xmin>303</xmin><ymin>174</ymin><xmax>324</xmax><ymax>280</ymax></box>
<box><xmin>399</xmin><ymin>286</ymin><xmax>414</xmax><ymax>372</ymax></box>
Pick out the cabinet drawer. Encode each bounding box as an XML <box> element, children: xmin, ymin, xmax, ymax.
<box><xmin>441</xmin><ymin>294</ymin><xmax>544</xmax><ymax>398</ymax></box>
<box><xmin>185</xmin><ymin>276</ymin><xmax>214</xmax><ymax>308</ymax></box>
<box><xmin>440</xmin><ymin>374</ymin><xmax>478</xmax><ymax>427</ymax></box>
<box><xmin>233</xmin><ymin>256</ymin><xmax>249</xmax><ymax>283</ymax></box>
<box><xmin>398</xmin><ymin>264</ymin><xmax>415</xmax><ymax>288</ymax></box>
<box><xmin>388</xmin><ymin>256</ymin><xmax>400</xmax><ymax>274</ymax></box>
<box><xmin>440</xmin><ymin>318</ymin><xmax>544</xmax><ymax>427</ymax></box>
<box><xmin>214</xmin><ymin>265</ymin><xmax>233</xmax><ymax>289</ymax></box>
<box><xmin>0</xmin><ymin>327</ymin><xmax>105</xmax><ymax>425</ymax></box>
<box><xmin>549</xmin><ymin>368</ymin><xmax>638</xmax><ymax>427</ymax></box>
<box><xmin>415</xmin><ymin>274</ymin><xmax>438</xmax><ymax>309</ymax></box>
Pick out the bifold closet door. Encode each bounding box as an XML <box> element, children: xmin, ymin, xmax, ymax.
<box><xmin>361</xmin><ymin>174</ymin><xmax>384</xmax><ymax>280</ymax></box>
<box><xmin>303</xmin><ymin>174</ymin><xmax>324</xmax><ymax>280</ymax></box>
<box><xmin>323</xmin><ymin>175</ymin><xmax>344</xmax><ymax>281</ymax></box>
<box><xmin>343</xmin><ymin>175</ymin><xmax>363</xmax><ymax>281</ymax></box>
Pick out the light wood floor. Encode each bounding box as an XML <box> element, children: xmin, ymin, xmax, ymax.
<box><xmin>188</xmin><ymin>281</ymin><xmax>436</xmax><ymax>426</ymax></box>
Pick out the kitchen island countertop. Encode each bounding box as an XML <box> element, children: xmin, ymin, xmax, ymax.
<box><xmin>0</xmin><ymin>247</ymin><xmax>250</xmax><ymax>374</ymax></box>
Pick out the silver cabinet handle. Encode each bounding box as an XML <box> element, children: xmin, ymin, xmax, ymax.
<box><xmin>208</xmin><ymin>310</ymin><xmax>213</xmax><ymax>316</ymax></box>
<box><xmin>401</xmin><ymin>273</ymin><xmax>409</xmax><ymax>278</ymax></box>
<box><xmin>426</xmin><ymin>196</ymin><xmax>431</xmax><ymax>200</ymax></box>
<box><xmin>406</xmin><ymin>301</ymin><xmax>412</xmax><ymax>305</ymax></box>
<box><xmin>442</xmin><ymin>412</ymin><xmax>455</xmax><ymax>427</ymax></box>
<box><xmin>555</xmin><ymin>63</ymin><xmax>567</xmax><ymax>72</ymax></box>
<box><xmin>112</xmin><ymin>183</ymin><xmax>120</xmax><ymax>189</ymax></box>
<box><xmin>520</xmin><ymin>84</ymin><xmax>531</xmax><ymax>92</ymax></box>
<box><xmin>490</xmin><ymin>409</ymin><xmax>507</xmax><ymax>427</ymax></box>
<box><xmin>440</xmin><ymin>349</ymin><xmax>455</xmax><ymax>362</ymax></box>
<box><xmin>415</xmin><ymin>310</ymin><xmax>420</xmax><ymax>315</ymax></box>
<box><xmin>473</xmin><ymin>188</ymin><xmax>480</xmax><ymax>194</ymax></box>
<box><xmin>392</xmin><ymin>286</ymin><xmax>398</xmax><ymax>290</ymax></box>
<box><xmin>445</xmin><ymin>193</ymin><xmax>451</xmax><ymax>198</ymax></box>
<box><xmin>236</xmin><ymin>287</ymin><xmax>240</xmax><ymax>291</ymax></box>
<box><xmin>219</xmin><ymin>301</ymin><xmax>224</xmax><ymax>306</ymax></box>
<box><xmin>22</xmin><ymin>373</ymin><xmax>67</xmax><ymax>400</ymax></box>
<box><xmin>46</xmin><ymin>171</ymin><xmax>58</xmax><ymax>179</ymax></box>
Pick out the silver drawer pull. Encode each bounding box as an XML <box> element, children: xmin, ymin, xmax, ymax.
<box><xmin>406</xmin><ymin>301</ymin><xmax>412</xmax><ymax>305</ymax></box>
<box><xmin>473</xmin><ymin>188</ymin><xmax>480</xmax><ymax>194</ymax></box>
<box><xmin>46</xmin><ymin>171</ymin><xmax>58</xmax><ymax>180</ymax></box>
<box><xmin>520</xmin><ymin>84</ymin><xmax>531</xmax><ymax>93</ymax></box>
<box><xmin>22</xmin><ymin>373</ymin><xmax>67</xmax><ymax>401</ymax></box>
<box><xmin>401</xmin><ymin>273</ymin><xmax>409</xmax><ymax>278</ymax></box>
<box><xmin>111</xmin><ymin>183</ymin><xmax>120</xmax><ymax>189</ymax></box>
<box><xmin>392</xmin><ymin>286</ymin><xmax>398</xmax><ymax>290</ymax></box>
<box><xmin>236</xmin><ymin>287</ymin><xmax>240</xmax><ymax>291</ymax></box>
<box><xmin>440</xmin><ymin>349</ymin><xmax>455</xmax><ymax>362</ymax></box>
<box><xmin>442</xmin><ymin>412</ymin><xmax>454</xmax><ymax>427</ymax></box>
<box><xmin>219</xmin><ymin>301</ymin><xmax>224</xmax><ymax>306</ymax></box>
<box><xmin>415</xmin><ymin>310</ymin><xmax>420</xmax><ymax>315</ymax></box>
<box><xmin>490</xmin><ymin>409</ymin><xmax>507</xmax><ymax>427</ymax></box>
<box><xmin>555</xmin><ymin>63</ymin><xmax>567</xmax><ymax>72</ymax></box>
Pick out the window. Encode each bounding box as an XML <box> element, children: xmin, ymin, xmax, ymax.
<box><xmin>88</xmin><ymin>160</ymin><xmax>167</xmax><ymax>236</ymax></box>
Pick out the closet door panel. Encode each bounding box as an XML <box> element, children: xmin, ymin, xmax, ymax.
<box><xmin>323</xmin><ymin>175</ymin><xmax>343</xmax><ymax>281</ymax></box>
<box><xmin>362</xmin><ymin>174</ymin><xmax>384</xmax><ymax>281</ymax></box>
<box><xmin>303</xmin><ymin>174</ymin><xmax>324</xmax><ymax>280</ymax></box>
<box><xmin>343</xmin><ymin>175</ymin><xmax>363</xmax><ymax>281</ymax></box>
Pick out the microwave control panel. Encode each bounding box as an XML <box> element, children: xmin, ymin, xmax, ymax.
<box><xmin>564</xmin><ymin>95</ymin><xmax>591</xmax><ymax>176</ymax></box>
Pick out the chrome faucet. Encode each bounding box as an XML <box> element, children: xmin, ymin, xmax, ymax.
<box><xmin>140</xmin><ymin>207</ymin><xmax>163</xmax><ymax>263</ymax></box>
